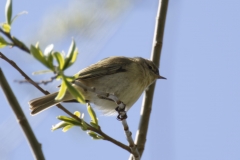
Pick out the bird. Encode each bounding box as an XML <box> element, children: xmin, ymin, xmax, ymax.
<box><xmin>29</xmin><ymin>56</ymin><xmax>165</xmax><ymax>117</ymax></box>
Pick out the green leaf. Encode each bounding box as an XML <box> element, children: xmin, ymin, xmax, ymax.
<box><xmin>44</xmin><ymin>44</ymin><xmax>54</xmax><ymax>70</ymax></box>
<box><xmin>90</xmin><ymin>122</ymin><xmax>99</xmax><ymax>129</ymax></box>
<box><xmin>87</xmin><ymin>131</ymin><xmax>103</xmax><ymax>140</ymax></box>
<box><xmin>64</xmin><ymin>47</ymin><xmax>78</xmax><ymax>69</ymax></box>
<box><xmin>65</xmin><ymin>76</ymin><xmax>75</xmax><ymax>81</ymax></box>
<box><xmin>0</xmin><ymin>36</ymin><xmax>8</xmax><ymax>48</ymax></box>
<box><xmin>52</xmin><ymin>121</ymin><xmax>70</xmax><ymax>131</ymax></box>
<box><xmin>2</xmin><ymin>23</ymin><xmax>11</xmax><ymax>33</ymax></box>
<box><xmin>11</xmin><ymin>11</ymin><xmax>28</xmax><ymax>24</ymax></box>
<box><xmin>31</xmin><ymin>45</ymin><xmax>53</xmax><ymax>69</ymax></box>
<box><xmin>81</xmin><ymin>113</ymin><xmax>85</xmax><ymax>119</ymax></box>
<box><xmin>12</xmin><ymin>36</ymin><xmax>29</xmax><ymax>49</ymax></box>
<box><xmin>30</xmin><ymin>45</ymin><xmax>45</xmax><ymax>62</ymax></box>
<box><xmin>30</xmin><ymin>44</ymin><xmax>54</xmax><ymax>70</ymax></box>
<box><xmin>44</xmin><ymin>44</ymin><xmax>54</xmax><ymax>55</ymax></box>
<box><xmin>47</xmin><ymin>54</ymin><xmax>54</xmax><ymax>70</ymax></box>
<box><xmin>81</xmin><ymin>126</ymin><xmax>88</xmax><ymax>131</ymax></box>
<box><xmin>32</xmin><ymin>70</ymin><xmax>53</xmax><ymax>75</ymax></box>
<box><xmin>62</xmin><ymin>76</ymin><xmax>85</xmax><ymax>103</ymax></box>
<box><xmin>74</xmin><ymin>111</ymin><xmax>81</xmax><ymax>118</ymax></box>
<box><xmin>63</xmin><ymin>40</ymin><xmax>78</xmax><ymax>69</ymax></box>
<box><xmin>97</xmin><ymin>134</ymin><xmax>104</xmax><ymax>139</ymax></box>
<box><xmin>53</xmin><ymin>52</ymin><xmax>65</xmax><ymax>70</ymax></box>
<box><xmin>57</xmin><ymin>115</ymin><xmax>81</xmax><ymax>126</ymax></box>
<box><xmin>57</xmin><ymin>115</ymin><xmax>72</xmax><ymax>121</ymax></box>
<box><xmin>62</xmin><ymin>125</ymin><xmax>73</xmax><ymax>132</ymax></box>
<box><xmin>81</xmin><ymin>120</ymin><xmax>88</xmax><ymax>131</ymax></box>
<box><xmin>71</xmin><ymin>48</ymin><xmax>78</xmax><ymax>64</ymax></box>
<box><xmin>55</xmin><ymin>81</ymin><xmax>67</xmax><ymax>100</ymax></box>
<box><xmin>87</xmin><ymin>103</ymin><xmax>98</xmax><ymax>125</ymax></box>
<box><xmin>35</xmin><ymin>42</ymin><xmax>40</xmax><ymax>48</ymax></box>
<box><xmin>5</xmin><ymin>0</ymin><xmax>12</xmax><ymax>24</ymax></box>
<box><xmin>87</xmin><ymin>131</ymin><xmax>97</xmax><ymax>137</ymax></box>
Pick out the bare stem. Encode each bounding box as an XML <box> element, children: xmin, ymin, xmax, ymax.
<box><xmin>14</xmin><ymin>75</ymin><xmax>57</xmax><ymax>85</ymax></box>
<box><xmin>0</xmin><ymin>51</ymin><xmax>131</xmax><ymax>153</ymax></box>
<box><xmin>130</xmin><ymin>0</ymin><xmax>169</xmax><ymax>159</ymax></box>
<box><xmin>122</xmin><ymin>120</ymin><xmax>140</xmax><ymax>160</ymax></box>
<box><xmin>0</xmin><ymin>68</ymin><xmax>45</xmax><ymax>160</ymax></box>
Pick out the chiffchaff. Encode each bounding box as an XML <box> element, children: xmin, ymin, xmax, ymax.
<box><xmin>29</xmin><ymin>56</ymin><xmax>165</xmax><ymax>116</ymax></box>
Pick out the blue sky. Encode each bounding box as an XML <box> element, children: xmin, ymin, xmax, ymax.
<box><xmin>1</xmin><ymin>0</ymin><xmax>240</xmax><ymax>160</ymax></box>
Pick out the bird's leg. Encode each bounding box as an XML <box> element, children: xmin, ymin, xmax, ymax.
<box><xmin>115</xmin><ymin>108</ymin><xmax>127</xmax><ymax>121</ymax></box>
<box><xmin>73</xmin><ymin>81</ymin><xmax>128</xmax><ymax>120</ymax></box>
<box><xmin>97</xmin><ymin>93</ymin><xmax>127</xmax><ymax>120</ymax></box>
<box><xmin>114</xmin><ymin>99</ymin><xmax>127</xmax><ymax>120</ymax></box>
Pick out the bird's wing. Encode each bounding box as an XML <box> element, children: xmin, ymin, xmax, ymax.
<box><xmin>76</xmin><ymin>56</ymin><xmax>132</xmax><ymax>80</ymax></box>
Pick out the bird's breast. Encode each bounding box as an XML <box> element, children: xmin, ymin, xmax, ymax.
<box><xmin>77</xmin><ymin>71</ymin><xmax>147</xmax><ymax>115</ymax></box>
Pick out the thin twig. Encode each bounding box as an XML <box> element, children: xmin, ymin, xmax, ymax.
<box><xmin>130</xmin><ymin>0</ymin><xmax>169</xmax><ymax>159</ymax></box>
<box><xmin>122</xmin><ymin>120</ymin><xmax>140</xmax><ymax>160</ymax></box>
<box><xmin>0</xmin><ymin>52</ymin><xmax>47</xmax><ymax>93</ymax></box>
<box><xmin>14</xmin><ymin>75</ymin><xmax>57</xmax><ymax>85</ymax></box>
<box><xmin>0</xmin><ymin>69</ymin><xmax>45</xmax><ymax>160</ymax></box>
<box><xmin>0</xmin><ymin>51</ymin><xmax>131</xmax><ymax>153</ymax></box>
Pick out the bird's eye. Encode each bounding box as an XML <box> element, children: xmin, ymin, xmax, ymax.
<box><xmin>147</xmin><ymin>64</ymin><xmax>153</xmax><ymax>70</ymax></box>
<box><xmin>146</xmin><ymin>63</ymin><xmax>160</xmax><ymax>76</ymax></box>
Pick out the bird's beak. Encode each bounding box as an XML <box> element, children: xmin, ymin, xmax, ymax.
<box><xmin>158</xmin><ymin>75</ymin><xmax>166</xmax><ymax>79</ymax></box>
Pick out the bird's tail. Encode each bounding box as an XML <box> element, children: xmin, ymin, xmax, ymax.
<box><xmin>29</xmin><ymin>92</ymin><xmax>60</xmax><ymax>115</ymax></box>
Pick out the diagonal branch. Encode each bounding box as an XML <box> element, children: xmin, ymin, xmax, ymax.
<box><xmin>130</xmin><ymin>0</ymin><xmax>169</xmax><ymax>159</ymax></box>
<box><xmin>0</xmin><ymin>51</ymin><xmax>131</xmax><ymax>153</ymax></box>
<box><xmin>0</xmin><ymin>28</ymin><xmax>30</xmax><ymax>53</ymax></box>
<box><xmin>14</xmin><ymin>75</ymin><xmax>57</xmax><ymax>85</ymax></box>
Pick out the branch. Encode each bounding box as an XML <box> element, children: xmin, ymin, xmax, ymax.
<box><xmin>0</xmin><ymin>68</ymin><xmax>45</xmax><ymax>160</ymax></box>
<box><xmin>0</xmin><ymin>51</ymin><xmax>131</xmax><ymax>153</ymax></box>
<box><xmin>130</xmin><ymin>0</ymin><xmax>169</xmax><ymax>159</ymax></box>
<box><xmin>0</xmin><ymin>52</ymin><xmax>48</xmax><ymax>94</ymax></box>
<box><xmin>0</xmin><ymin>28</ymin><xmax>30</xmax><ymax>53</ymax></box>
<box><xmin>122</xmin><ymin>120</ymin><xmax>140</xmax><ymax>160</ymax></box>
<box><xmin>14</xmin><ymin>75</ymin><xmax>57</xmax><ymax>85</ymax></box>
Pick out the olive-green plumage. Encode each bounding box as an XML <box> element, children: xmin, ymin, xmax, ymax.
<box><xmin>29</xmin><ymin>56</ymin><xmax>165</xmax><ymax>115</ymax></box>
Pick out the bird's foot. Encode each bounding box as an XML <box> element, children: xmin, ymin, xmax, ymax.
<box><xmin>115</xmin><ymin>106</ymin><xmax>127</xmax><ymax>121</ymax></box>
